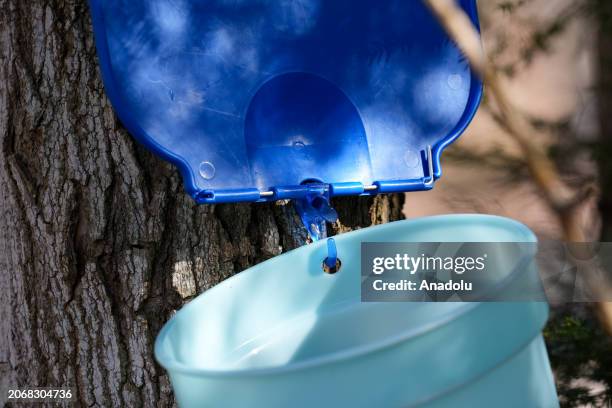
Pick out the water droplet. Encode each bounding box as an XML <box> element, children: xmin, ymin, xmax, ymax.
<box><xmin>447</xmin><ymin>74</ymin><xmax>463</xmax><ymax>90</ymax></box>
<box><xmin>199</xmin><ymin>161</ymin><xmax>215</xmax><ymax>180</ymax></box>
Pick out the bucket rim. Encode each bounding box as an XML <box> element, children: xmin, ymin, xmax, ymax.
<box><xmin>154</xmin><ymin>214</ymin><xmax>542</xmax><ymax>378</ymax></box>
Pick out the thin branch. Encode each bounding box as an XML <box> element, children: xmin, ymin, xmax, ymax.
<box><xmin>426</xmin><ymin>0</ymin><xmax>579</xmax><ymax>214</ymax></box>
<box><xmin>424</xmin><ymin>0</ymin><xmax>612</xmax><ymax>333</ymax></box>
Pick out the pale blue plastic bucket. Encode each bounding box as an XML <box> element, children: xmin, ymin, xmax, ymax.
<box><xmin>155</xmin><ymin>215</ymin><xmax>559</xmax><ymax>407</ymax></box>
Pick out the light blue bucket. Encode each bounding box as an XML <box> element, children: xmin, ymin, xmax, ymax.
<box><xmin>155</xmin><ymin>215</ymin><xmax>559</xmax><ymax>407</ymax></box>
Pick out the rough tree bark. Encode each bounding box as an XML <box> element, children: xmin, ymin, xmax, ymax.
<box><xmin>0</xmin><ymin>1</ymin><xmax>404</xmax><ymax>406</ymax></box>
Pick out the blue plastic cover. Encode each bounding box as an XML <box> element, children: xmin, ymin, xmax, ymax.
<box><xmin>90</xmin><ymin>0</ymin><xmax>482</xmax><ymax>203</ymax></box>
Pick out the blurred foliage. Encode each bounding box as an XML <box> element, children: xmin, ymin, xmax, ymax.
<box><xmin>485</xmin><ymin>0</ymin><xmax>589</xmax><ymax>77</ymax></box>
<box><xmin>473</xmin><ymin>1</ymin><xmax>612</xmax><ymax>406</ymax></box>
<box><xmin>545</xmin><ymin>311</ymin><xmax>612</xmax><ymax>407</ymax></box>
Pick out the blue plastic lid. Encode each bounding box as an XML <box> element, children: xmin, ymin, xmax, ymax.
<box><xmin>90</xmin><ymin>0</ymin><xmax>482</xmax><ymax>204</ymax></box>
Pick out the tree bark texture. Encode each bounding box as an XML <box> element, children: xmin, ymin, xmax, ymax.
<box><xmin>0</xmin><ymin>1</ymin><xmax>404</xmax><ymax>406</ymax></box>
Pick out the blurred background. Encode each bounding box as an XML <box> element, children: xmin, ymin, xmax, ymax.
<box><xmin>405</xmin><ymin>1</ymin><xmax>612</xmax><ymax>406</ymax></box>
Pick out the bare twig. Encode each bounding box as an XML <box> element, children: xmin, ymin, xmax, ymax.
<box><xmin>424</xmin><ymin>0</ymin><xmax>612</xmax><ymax>333</ymax></box>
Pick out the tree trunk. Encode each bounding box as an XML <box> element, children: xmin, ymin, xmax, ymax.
<box><xmin>598</xmin><ymin>0</ymin><xmax>612</xmax><ymax>241</ymax></box>
<box><xmin>0</xmin><ymin>1</ymin><xmax>404</xmax><ymax>406</ymax></box>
